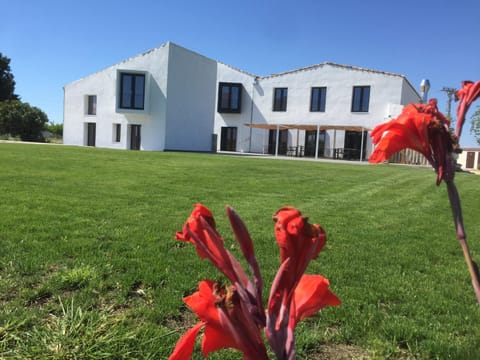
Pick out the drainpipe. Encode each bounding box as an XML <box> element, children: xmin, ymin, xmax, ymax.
<box><xmin>248</xmin><ymin>77</ymin><xmax>258</xmax><ymax>152</ymax></box>
<box><xmin>275</xmin><ymin>124</ymin><xmax>280</xmax><ymax>157</ymax></box>
<box><xmin>315</xmin><ymin>124</ymin><xmax>320</xmax><ymax>159</ymax></box>
<box><xmin>360</xmin><ymin>127</ymin><xmax>364</xmax><ymax>161</ymax></box>
<box><xmin>333</xmin><ymin>130</ymin><xmax>337</xmax><ymax>158</ymax></box>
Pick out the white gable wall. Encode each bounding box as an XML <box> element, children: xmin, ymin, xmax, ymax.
<box><xmin>164</xmin><ymin>44</ymin><xmax>217</xmax><ymax>152</ymax></box>
<box><xmin>230</xmin><ymin>64</ymin><xmax>418</xmax><ymax>155</ymax></box>
<box><xmin>64</xmin><ymin>44</ymin><xmax>170</xmax><ymax>150</ymax></box>
<box><xmin>255</xmin><ymin>65</ymin><xmax>407</xmax><ymax>129</ymax></box>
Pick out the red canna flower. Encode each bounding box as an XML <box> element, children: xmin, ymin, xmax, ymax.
<box><xmin>266</xmin><ymin>207</ymin><xmax>337</xmax><ymax>360</ymax></box>
<box><xmin>169</xmin><ymin>280</ymin><xmax>268</xmax><ymax>360</ymax></box>
<box><xmin>171</xmin><ymin>205</ymin><xmax>341</xmax><ymax>359</ymax></box>
<box><xmin>175</xmin><ymin>204</ymin><xmax>217</xmax><ymax>259</ymax></box>
<box><xmin>369</xmin><ymin>99</ymin><xmax>454</xmax><ymax>185</ymax></box>
<box><xmin>272</xmin><ymin>207</ymin><xmax>326</xmax><ymax>289</ymax></box>
<box><xmin>370</xmin><ymin>95</ymin><xmax>480</xmax><ymax>303</ymax></box>
<box><xmin>175</xmin><ymin>204</ymin><xmax>265</xmax><ymax>326</ymax></box>
<box><xmin>455</xmin><ymin>80</ymin><xmax>480</xmax><ymax>139</ymax></box>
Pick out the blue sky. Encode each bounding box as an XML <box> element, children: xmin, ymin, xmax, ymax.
<box><xmin>2</xmin><ymin>0</ymin><xmax>479</xmax><ymax>146</ymax></box>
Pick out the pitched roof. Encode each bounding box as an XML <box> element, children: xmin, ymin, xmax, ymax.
<box><xmin>261</xmin><ymin>61</ymin><xmax>407</xmax><ymax>79</ymax></box>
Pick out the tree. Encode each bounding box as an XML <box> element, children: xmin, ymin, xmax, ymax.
<box><xmin>44</xmin><ymin>121</ymin><xmax>63</xmax><ymax>137</ymax></box>
<box><xmin>0</xmin><ymin>100</ymin><xmax>48</xmax><ymax>141</ymax></box>
<box><xmin>0</xmin><ymin>53</ymin><xmax>19</xmax><ymax>101</ymax></box>
<box><xmin>470</xmin><ymin>105</ymin><xmax>480</xmax><ymax>146</ymax></box>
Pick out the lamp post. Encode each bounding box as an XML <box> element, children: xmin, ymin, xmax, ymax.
<box><xmin>419</xmin><ymin>79</ymin><xmax>430</xmax><ymax>103</ymax></box>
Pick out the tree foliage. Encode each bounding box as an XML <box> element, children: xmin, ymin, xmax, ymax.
<box><xmin>470</xmin><ymin>105</ymin><xmax>480</xmax><ymax>146</ymax></box>
<box><xmin>0</xmin><ymin>53</ymin><xmax>50</xmax><ymax>141</ymax></box>
<box><xmin>0</xmin><ymin>100</ymin><xmax>48</xmax><ymax>141</ymax></box>
<box><xmin>44</xmin><ymin>121</ymin><xmax>63</xmax><ymax>137</ymax></box>
<box><xmin>0</xmin><ymin>53</ymin><xmax>19</xmax><ymax>101</ymax></box>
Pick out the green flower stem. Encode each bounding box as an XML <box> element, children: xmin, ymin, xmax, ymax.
<box><xmin>445</xmin><ymin>178</ymin><xmax>480</xmax><ymax>303</ymax></box>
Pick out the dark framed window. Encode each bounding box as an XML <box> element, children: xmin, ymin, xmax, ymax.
<box><xmin>120</xmin><ymin>73</ymin><xmax>145</xmax><ymax>110</ymax></box>
<box><xmin>114</xmin><ymin>123</ymin><xmax>121</xmax><ymax>142</ymax></box>
<box><xmin>273</xmin><ymin>88</ymin><xmax>288</xmax><ymax>111</ymax></box>
<box><xmin>218</xmin><ymin>82</ymin><xmax>242</xmax><ymax>113</ymax></box>
<box><xmin>87</xmin><ymin>95</ymin><xmax>97</xmax><ymax>115</ymax></box>
<box><xmin>86</xmin><ymin>123</ymin><xmax>96</xmax><ymax>147</ymax></box>
<box><xmin>310</xmin><ymin>87</ymin><xmax>326</xmax><ymax>112</ymax></box>
<box><xmin>351</xmin><ymin>86</ymin><xmax>370</xmax><ymax>112</ymax></box>
<box><xmin>220</xmin><ymin>126</ymin><xmax>237</xmax><ymax>151</ymax></box>
<box><xmin>268</xmin><ymin>129</ymin><xmax>288</xmax><ymax>155</ymax></box>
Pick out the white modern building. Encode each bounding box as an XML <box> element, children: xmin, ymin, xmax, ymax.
<box><xmin>63</xmin><ymin>41</ymin><xmax>421</xmax><ymax>160</ymax></box>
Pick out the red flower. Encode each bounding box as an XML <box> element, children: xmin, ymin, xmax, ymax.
<box><xmin>273</xmin><ymin>206</ymin><xmax>326</xmax><ymax>288</ymax></box>
<box><xmin>171</xmin><ymin>205</ymin><xmax>340</xmax><ymax>360</ymax></box>
<box><xmin>455</xmin><ymin>80</ymin><xmax>480</xmax><ymax>139</ymax></box>
<box><xmin>169</xmin><ymin>280</ymin><xmax>268</xmax><ymax>360</ymax></box>
<box><xmin>175</xmin><ymin>204</ymin><xmax>217</xmax><ymax>259</ymax></box>
<box><xmin>266</xmin><ymin>207</ymin><xmax>338</xmax><ymax>360</ymax></box>
<box><xmin>369</xmin><ymin>99</ymin><xmax>454</xmax><ymax>185</ymax></box>
<box><xmin>175</xmin><ymin>204</ymin><xmax>265</xmax><ymax>326</ymax></box>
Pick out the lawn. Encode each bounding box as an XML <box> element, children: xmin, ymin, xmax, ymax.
<box><xmin>0</xmin><ymin>142</ymin><xmax>479</xmax><ymax>359</ymax></box>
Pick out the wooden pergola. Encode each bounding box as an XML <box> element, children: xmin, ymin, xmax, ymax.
<box><xmin>244</xmin><ymin>123</ymin><xmax>371</xmax><ymax>160</ymax></box>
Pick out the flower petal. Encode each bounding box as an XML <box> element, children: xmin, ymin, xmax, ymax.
<box><xmin>293</xmin><ymin>274</ymin><xmax>341</xmax><ymax>324</ymax></box>
<box><xmin>169</xmin><ymin>322</ymin><xmax>204</xmax><ymax>360</ymax></box>
<box><xmin>184</xmin><ymin>280</ymin><xmax>220</xmax><ymax>324</ymax></box>
<box><xmin>201</xmin><ymin>324</ymin><xmax>240</xmax><ymax>356</ymax></box>
<box><xmin>455</xmin><ymin>80</ymin><xmax>480</xmax><ymax>139</ymax></box>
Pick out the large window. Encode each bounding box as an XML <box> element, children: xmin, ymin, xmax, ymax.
<box><xmin>273</xmin><ymin>88</ymin><xmax>288</xmax><ymax>111</ymax></box>
<box><xmin>351</xmin><ymin>86</ymin><xmax>370</xmax><ymax>112</ymax></box>
<box><xmin>218</xmin><ymin>82</ymin><xmax>242</xmax><ymax>113</ymax></box>
<box><xmin>119</xmin><ymin>73</ymin><xmax>145</xmax><ymax>110</ymax></box>
<box><xmin>310</xmin><ymin>87</ymin><xmax>326</xmax><ymax>112</ymax></box>
<box><xmin>87</xmin><ymin>95</ymin><xmax>97</xmax><ymax>115</ymax></box>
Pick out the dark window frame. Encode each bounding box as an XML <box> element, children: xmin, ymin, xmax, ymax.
<box><xmin>119</xmin><ymin>73</ymin><xmax>145</xmax><ymax>110</ymax></box>
<box><xmin>87</xmin><ymin>95</ymin><xmax>97</xmax><ymax>115</ymax></box>
<box><xmin>351</xmin><ymin>86</ymin><xmax>370</xmax><ymax>112</ymax></box>
<box><xmin>220</xmin><ymin>126</ymin><xmax>238</xmax><ymax>151</ymax></box>
<box><xmin>273</xmin><ymin>87</ymin><xmax>288</xmax><ymax>112</ymax></box>
<box><xmin>217</xmin><ymin>82</ymin><xmax>242</xmax><ymax>113</ymax></box>
<box><xmin>310</xmin><ymin>87</ymin><xmax>327</xmax><ymax>112</ymax></box>
<box><xmin>114</xmin><ymin>123</ymin><xmax>121</xmax><ymax>142</ymax></box>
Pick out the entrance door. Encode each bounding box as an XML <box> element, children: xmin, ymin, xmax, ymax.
<box><xmin>268</xmin><ymin>129</ymin><xmax>288</xmax><ymax>155</ymax></box>
<box><xmin>344</xmin><ymin>130</ymin><xmax>367</xmax><ymax>160</ymax></box>
<box><xmin>86</xmin><ymin>123</ymin><xmax>96</xmax><ymax>147</ymax></box>
<box><xmin>220</xmin><ymin>127</ymin><xmax>237</xmax><ymax>151</ymax></box>
<box><xmin>304</xmin><ymin>130</ymin><xmax>325</xmax><ymax>157</ymax></box>
<box><xmin>466</xmin><ymin>152</ymin><xmax>475</xmax><ymax>168</ymax></box>
<box><xmin>130</xmin><ymin>125</ymin><xmax>141</xmax><ymax>150</ymax></box>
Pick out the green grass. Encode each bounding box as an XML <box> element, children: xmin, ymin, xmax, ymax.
<box><xmin>0</xmin><ymin>142</ymin><xmax>479</xmax><ymax>359</ymax></box>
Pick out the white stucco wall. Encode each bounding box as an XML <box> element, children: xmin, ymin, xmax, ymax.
<box><xmin>63</xmin><ymin>44</ymin><xmax>170</xmax><ymax>150</ymax></box>
<box><xmin>214</xmin><ymin>63</ymin><xmax>260</xmax><ymax>153</ymax></box>
<box><xmin>214</xmin><ymin>63</ymin><xmax>419</xmax><ymax>156</ymax></box>
<box><xmin>255</xmin><ymin>64</ymin><xmax>412</xmax><ymax>129</ymax></box>
<box><xmin>164</xmin><ymin>44</ymin><xmax>217</xmax><ymax>152</ymax></box>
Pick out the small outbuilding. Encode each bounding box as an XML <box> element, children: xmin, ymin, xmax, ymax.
<box><xmin>457</xmin><ymin>148</ymin><xmax>480</xmax><ymax>172</ymax></box>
